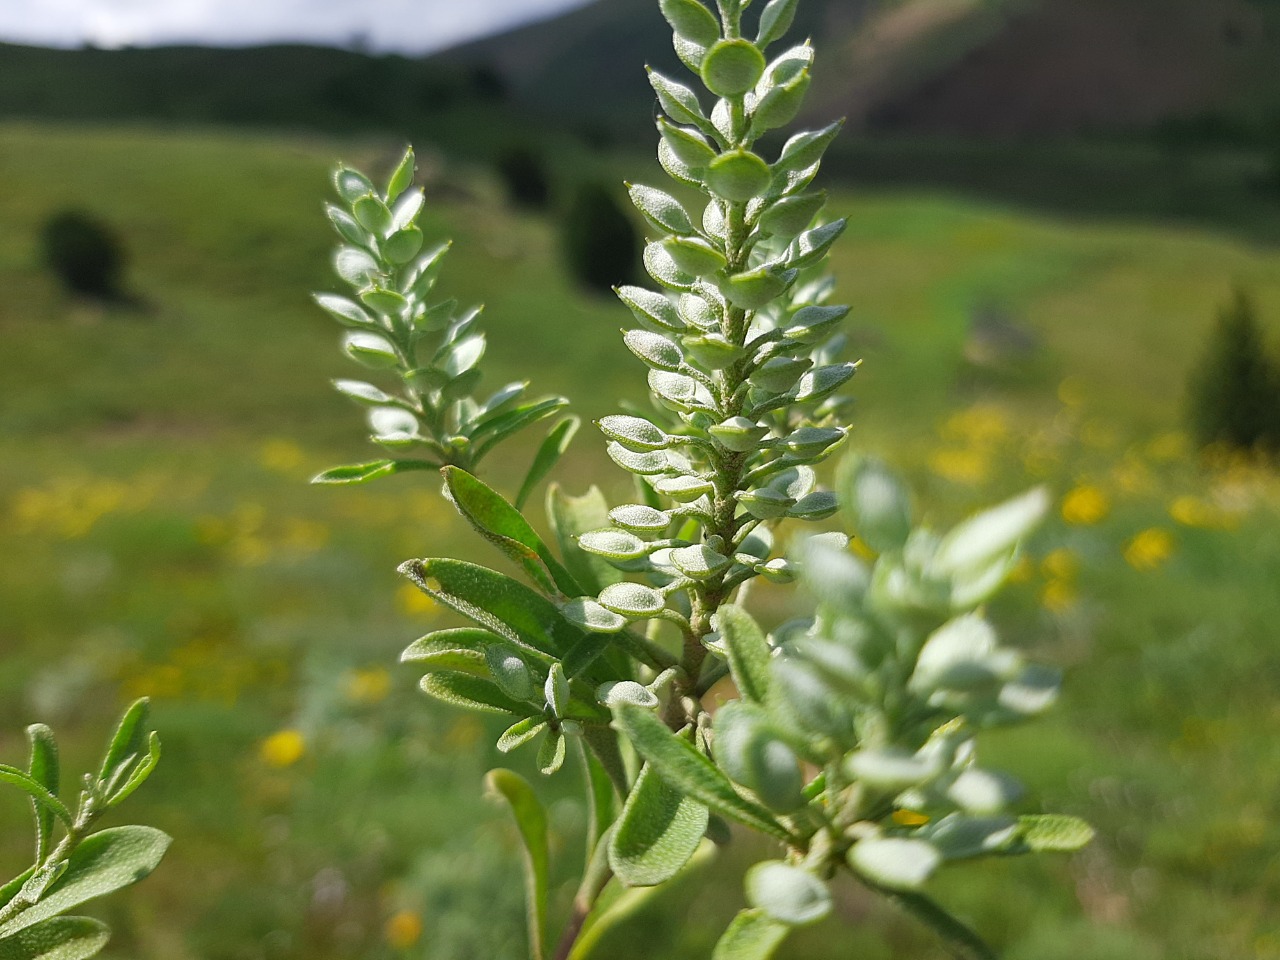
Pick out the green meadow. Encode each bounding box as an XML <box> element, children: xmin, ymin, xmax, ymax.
<box><xmin>2</xmin><ymin>121</ymin><xmax>1279</xmax><ymax>960</ymax></box>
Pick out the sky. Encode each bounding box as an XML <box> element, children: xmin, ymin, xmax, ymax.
<box><xmin>0</xmin><ymin>0</ymin><xmax>595</xmax><ymax>53</ymax></box>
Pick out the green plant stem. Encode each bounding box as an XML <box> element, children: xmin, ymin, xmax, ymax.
<box><xmin>0</xmin><ymin>798</ymin><xmax>98</xmax><ymax>927</ymax></box>
<box><xmin>869</xmin><ymin>884</ymin><xmax>999</xmax><ymax>960</ymax></box>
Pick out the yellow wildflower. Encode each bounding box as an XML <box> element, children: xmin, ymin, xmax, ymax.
<box><xmin>928</xmin><ymin>448</ymin><xmax>990</xmax><ymax>486</ymax></box>
<box><xmin>1124</xmin><ymin>528</ymin><xmax>1174</xmax><ymax>571</ymax></box>
<box><xmin>260</xmin><ymin>729</ymin><xmax>306</xmax><ymax>768</ymax></box>
<box><xmin>1040</xmin><ymin>548</ymin><xmax>1079</xmax><ymax>581</ymax></box>
<box><xmin>1057</xmin><ymin>376</ymin><xmax>1087</xmax><ymax>408</ymax></box>
<box><xmin>260</xmin><ymin>439</ymin><xmax>304</xmax><ymax>474</ymax></box>
<box><xmin>385</xmin><ymin>910</ymin><xmax>424</xmax><ymax>950</ymax></box>
<box><xmin>347</xmin><ymin>667</ymin><xmax>392</xmax><ymax>705</ymax></box>
<box><xmin>397</xmin><ymin>582</ymin><xmax>437</xmax><ymax>617</ymax></box>
<box><xmin>940</xmin><ymin>405</ymin><xmax>1010</xmax><ymax>447</ymax></box>
<box><xmin>1040</xmin><ymin>579</ymin><xmax>1077</xmax><ymax>614</ymax></box>
<box><xmin>1169</xmin><ymin>496</ymin><xmax>1234</xmax><ymax>530</ymax></box>
<box><xmin>1147</xmin><ymin>431</ymin><xmax>1190</xmax><ymax>462</ymax></box>
<box><xmin>1061</xmin><ymin>485</ymin><xmax>1110</xmax><ymax>525</ymax></box>
<box><xmin>892</xmin><ymin>809</ymin><xmax>930</xmax><ymax>827</ymax></box>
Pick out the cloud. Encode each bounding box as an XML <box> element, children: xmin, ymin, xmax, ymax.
<box><xmin>0</xmin><ymin>0</ymin><xmax>593</xmax><ymax>53</ymax></box>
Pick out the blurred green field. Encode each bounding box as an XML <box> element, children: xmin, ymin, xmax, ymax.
<box><xmin>2</xmin><ymin>121</ymin><xmax>1280</xmax><ymax>960</ymax></box>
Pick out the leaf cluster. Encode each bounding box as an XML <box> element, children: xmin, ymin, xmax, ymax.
<box><xmin>0</xmin><ymin>701</ymin><xmax>169</xmax><ymax>960</ymax></box>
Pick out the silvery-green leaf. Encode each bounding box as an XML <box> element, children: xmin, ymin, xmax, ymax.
<box><xmin>1017</xmin><ymin>814</ymin><xmax>1095</xmax><ymax>852</ymax></box>
<box><xmin>793</xmin><ymin>362</ymin><xmax>857</xmax><ymax>403</ymax></box>
<box><xmin>707</xmin><ymin>150</ymin><xmax>772</xmax><ymax>203</ymax></box>
<box><xmin>645</xmin><ymin>241</ymin><xmax>698</xmax><ymax>291</ymax></box>
<box><xmin>659</xmin><ymin>0</ymin><xmax>720</xmax><ymax>46</ymax></box>
<box><xmin>608</xmin><ymin>763</ymin><xmax>709</xmax><ymax>887</ymax></box>
<box><xmin>745</xmin><ymin>862</ymin><xmax>831</xmax><ymax>926</ymax></box>
<box><xmin>538</xmin><ymin>729</ymin><xmax>567</xmax><ymax>775</ymax></box>
<box><xmin>400</xmin><ymin>627</ymin><xmax>498</xmax><ymax>675</ymax></box>
<box><xmin>710</xmin><ymin>417</ymin><xmax>769</xmax><ymax>453</ymax></box>
<box><xmin>759</xmin><ymin>558</ymin><xmax>795</xmax><ymax>583</ymax></box>
<box><xmin>312</xmin><ymin>459</ymin><xmax>432</xmax><ymax>485</ymax></box>
<box><xmin>701</xmin><ymin>38</ymin><xmax>767</xmax><ymax>97</ymax></box>
<box><xmin>758</xmin><ymin>192</ymin><xmax>825</xmax><ymax>240</ymax></box>
<box><xmin>773</xmin><ymin>122</ymin><xmax>843</xmax><ymax>180</ymax></box>
<box><xmin>846</xmin><ymin>748</ymin><xmax>940</xmax><ymax>793</ymax></box>
<box><xmin>947</xmin><ymin>769</ymin><xmax>1023</xmax><ymax>815</ymax></box>
<box><xmin>610</xmin><ymin>504</ymin><xmax>672</xmax><ymax>533</ymax></box>
<box><xmin>738</xmin><ymin>526</ymin><xmax>774</xmax><ymax>560</ymax></box>
<box><xmin>670</xmin><ymin>544</ymin><xmax>731</xmax><ymax>580</ymax></box>
<box><xmin>333</xmin><ymin>165</ymin><xmax>374</xmax><ymax>203</ymax></box>
<box><xmin>421</xmin><ymin>672</ymin><xmax>527</xmax><ymax>715</ymax></box>
<box><xmin>781</xmin><ymin>427</ymin><xmax>845</xmax><ymax>459</ymax></box>
<box><xmin>314</xmin><ymin>293</ymin><xmax>376</xmax><ymax>328</ymax></box>
<box><xmin>0</xmin><ymin>827</ymin><xmax>171</xmax><ymax>940</ymax></box>
<box><xmin>607</xmin><ymin>443</ymin><xmax>670</xmax><ymax>476</ymax></box>
<box><xmin>934</xmin><ymin>488</ymin><xmax>1050</xmax><ymax>576</ymax></box>
<box><xmin>383</xmin><ymin>226</ymin><xmax>424</xmax><ymax>264</ymax></box>
<box><xmin>921</xmin><ymin>814</ymin><xmax>1020</xmax><ymax>861</ymax></box>
<box><xmin>578</xmin><ymin>530</ymin><xmax>651</xmax><ymax>561</ymax></box>
<box><xmin>342</xmin><ymin>332</ymin><xmax>399</xmax><ymax>369</ymax></box>
<box><xmin>385</xmin><ymin>147</ymin><xmax>416</xmax><ymax>203</ymax></box>
<box><xmin>353</xmin><ymin>194</ymin><xmax>392</xmax><ymax>235</ymax></box>
<box><xmin>544</xmin><ymin>663</ymin><xmax>570</xmax><ymax>717</ymax></box>
<box><xmin>786</xmin><ymin>304</ymin><xmax>848</xmax><ymax>343</ymax></box>
<box><xmin>838</xmin><ymin>456</ymin><xmax>912</xmax><ymax>555</ymax></box>
<box><xmin>848</xmin><ymin>837</ymin><xmax>941</xmax><ymax>891</ymax></box>
<box><xmin>771</xmin><ymin>658</ymin><xmax>852</xmax><ymax>738</ymax></box>
<box><xmin>389</xmin><ymin>185</ymin><xmax>424</xmax><ymax>231</ymax></box>
<box><xmin>485</xmin><ymin>646</ymin><xmax>536</xmax><ymax>701</ymax></box>
<box><xmin>649</xmin><ymin>69</ymin><xmax>710</xmax><ymax>128</ymax></box>
<box><xmin>659</xmin><ymin>136</ymin><xmax>706</xmax><ymax>189</ymax></box>
<box><xmin>756</xmin><ymin>0</ymin><xmax>800</xmax><ymax>46</ymax></box>
<box><xmin>654</xmin><ymin>475</ymin><xmax>715</xmax><ymax>502</ymax></box>
<box><xmin>332</xmin><ymin>379</ymin><xmax>394</xmax><ymax>406</ymax></box>
<box><xmin>787</xmin><ymin>491</ymin><xmax>838</xmax><ymax>521</ymax></box>
<box><xmin>703</xmin><ymin>199</ymin><xmax>728</xmax><ymax>240</ymax></box>
<box><xmin>368</xmin><ymin>406</ymin><xmax>419</xmax><ymax>443</ymax></box>
<box><xmin>998</xmin><ymin>664</ymin><xmax>1061</xmax><ymax>716</ymax></box>
<box><xmin>497</xmin><ymin>717</ymin><xmax>546</xmax><ymax>753</ymax></box>
<box><xmin>679</xmin><ymin>292</ymin><xmax>722</xmax><ymax>330</ymax></box>
<box><xmin>561</xmin><ymin>597</ymin><xmax>628</xmax><ymax>634</ymax></box>
<box><xmin>750</xmin><ymin>67</ymin><xmax>810</xmax><ymax>135</ymax></box>
<box><xmin>738</xmin><ymin>488</ymin><xmax>794</xmax><ymax>520</ymax></box>
<box><xmin>681</xmin><ymin>335</ymin><xmax>744</xmax><ymax>370</ymax></box>
<box><xmin>624</xmin><ymin>330</ymin><xmax>684</xmax><ymax>372</ymax></box>
<box><xmin>912</xmin><ymin>615</ymin><xmax>1001</xmax><ymax>693</ymax></box>
<box><xmin>598</xmin><ymin>582</ymin><xmax>667</xmax><ymax>618</ymax></box>
<box><xmin>484</xmin><ymin>770</ymin><xmax>550</xmax><ymax>955</ymax></box>
<box><xmin>788</xmin><ymin>219</ymin><xmax>846</xmax><ymax>269</ymax></box>
<box><xmin>662</xmin><ymin>237</ymin><xmax>728</xmax><ymax>277</ymax></box>
<box><xmin>617</xmin><ymin>285</ymin><xmax>686</xmax><ymax>333</ymax></box>
<box><xmin>630</xmin><ymin>184</ymin><xmax>696</xmax><ymax>235</ymax></box>
<box><xmin>598</xmin><ymin>415</ymin><xmax>670</xmax><ymax>451</ymax></box>
<box><xmin>722</xmin><ymin>264</ymin><xmax>796</xmax><ymax>310</ymax></box>
<box><xmin>597</xmin><ymin>681</ymin><xmax>659</xmax><ymax>709</ymax></box>
<box><xmin>333</xmin><ymin>245</ymin><xmax>379</xmax><ymax>286</ymax></box>
<box><xmin>712</xmin><ymin>909</ymin><xmax>790</xmax><ymax>960</ymax></box>
<box><xmin>658</xmin><ymin>118</ymin><xmax>718</xmax><ymax>170</ymax></box>
<box><xmin>750</xmin><ymin>356</ymin><xmax>811</xmax><ymax>393</ymax></box>
<box><xmin>548</xmin><ymin>484</ymin><xmax>624</xmax><ymax>595</ymax></box>
<box><xmin>325</xmin><ymin>204</ymin><xmax>366</xmax><ymax>247</ymax></box>
<box><xmin>0</xmin><ymin>916</ymin><xmax>110</xmax><ymax>960</ymax></box>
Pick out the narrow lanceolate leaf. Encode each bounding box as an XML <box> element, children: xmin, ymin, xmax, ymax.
<box><xmin>25</xmin><ymin>725</ymin><xmax>58</xmax><ymax>863</ymax></box>
<box><xmin>711</xmin><ymin>909</ymin><xmax>791</xmax><ymax>960</ymax></box>
<box><xmin>0</xmin><ymin>916</ymin><xmax>111</xmax><ymax>960</ymax></box>
<box><xmin>485</xmin><ymin>770</ymin><xmax>550</xmax><ymax>960</ymax></box>
<box><xmin>547</xmin><ymin>485</ymin><xmax>625</xmax><ymax>595</ymax></box>
<box><xmin>399</xmin><ymin>559</ymin><xmax>582</xmax><ymax>661</ymax></box>
<box><xmin>611</xmin><ymin>706</ymin><xmax>792</xmax><ymax>842</ymax></box>
<box><xmin>97</xmin><ymin>699</ymin><xmax>149</xmax><ymax>785</ymax></box>
<box><xmin>442</xmin><ymin>467</ymin><xmax>580</xmax><ymax>597</ymax></box>
<box><xmin>105</xmin><ymin>731</ymin><xmax>160</xmax><ymax>807</ymax></box>
<box><xmin>472</xmin><ymin>398</ymin><xmax>572</xmax><ymax>461</ymax></box>
<box><xmin>717</xmin><ymin>606</ymin><xmax>772</xmax><ymax>704</ymax></box>
<box><xmin>0</xmin><ymin>827</ymin><xmax>171</xmax><ymax>939</ymax></box>
<box><xmin>311</xmin><ymin>460</ymin><xmax>434</xmax><ymax>485</ymax></box>
<box><xmin>0</xmin><ymin>766</ymin><xmax>71</xmax><ymax>829</ymax></box>
<box><xmin>400</xmin><ymin>628</ymin><xmax>499</xmax><ymax>675</ymax></box>
<box><xmin>1016</xmin><ymin>814</ymin><xmax>1095</xmax><ymax>852</ymax></box>
<box><xmin>516</xmin><ymin>416</ymin><xmax>581</xmax><ymax>512</ymax></box>
<box><xmin>609</xmin><ymin>764</ymin><xmax>709</xmax><ymax>887</ymax></box>
<box><xmin>420</xmin><ymin>672</ymin><xmax>528</xmax><ymax>716</ymax></box>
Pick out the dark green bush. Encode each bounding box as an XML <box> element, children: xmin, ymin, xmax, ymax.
<box><xmin>495</xmin><ymin>145</ymin><xmax>552</xmax><ymax>210</ymax></box>
<box><xmin>40</xmin><ymin>209</ymin><xmax>126</xmax><ymax>298</ymax></box>
<box><xmin>560</xmin><ymin>182</ymin><xmax>639</xmax><ymax>294</ymax></box>
<box><xmin>1188</xmin><ymin>288</ymin><xmax>1280</xmax><ymax>451</ymax></box>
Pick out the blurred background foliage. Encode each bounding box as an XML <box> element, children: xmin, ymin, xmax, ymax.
<box><xmin>2</xmin><ymin>0</ymin><xmax>1280</xmax><ymax>957</ymax></box>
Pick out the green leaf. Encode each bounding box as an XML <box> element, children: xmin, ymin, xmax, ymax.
<box><xmin>629</xmin><ymin>184</ymin><xmax>695</xmax><ymax>236</ymax></box>
<box><xmin>443</xmin><ymin>467</ymin><xmax>580</xmax><ymax>597</ymax></box>
<box><xmin>0</xmin><ymin>827</ymin><xmax>171</xmax><ymax>940</ymax></box>
<box><xmin>105</xmin><ymin>732</ymin><xmax>160</xmax><ymax>808</ymax></box>
<box><xmin>313</xmin><ymin>293</ymin><xmax>375</xmax><ymax>329</ymax></box>
<box><xmin>609</xmin><ymin>763</ymin><xmax>709</xmax><ymax>887</ymax></box>
<box><xmin>341</xmin><ymin>331</ymin><xmax>399</xmax><ymax>369</ymax></box>
<box><xmin>400</xmin><ymin>627</ymin><xmax>500</xmax><ymax>675</ymax></box>
<box><xmin>745</xmin><ymin>861</ymin><xmax>831</xmax><ymax>925</ymax></box>
<box><xmin>485</xmin><ymin>770</ymin><xmax>550</xmax><ymax>960</ymax></box>
<box><xmin>547</xmin><ymin>485</ymin><xmax>624</xmax><ymax>595</ymax></box>
<box><xmin>517</xmin><ymin>416</ymin><xmax>581</xmax><ymax>512</ymax></box>
<box><xmin>712</xmin><ymin>704</ymin><xmax>804</xmax><ymax>814</ymax></box>
<box><xmin>712</xmin><ymin>909</ymin><xmax>791</xmax><ymax>960</ymax></box>
<box><xmin>718</xmin><ymin>605</ymin><xmax>772</xmax><ymax>704</ymax></box>
<box><xmin>848</xmin><ymin>837</ymin><xmax>941</xmax><ymax>891</ymax></box>
<box><xmin>616</xmin><ymin>285</ymin><xmax>686</xmax><ymax>334</ymax></box>
<box><xmin>0</xmin><ymin>871</ymin><xmax>34</xmax><ymax>914</ymax></box>
<box><xmin>872</xmin><ymin>888</ymin><xmax>998</xmax><ymax>960</ymax></box>
<box><xmin>333</xmin><ymin>165</ymin><xmax>374</xmax><ymax>203</ymax></box>
<box><xmin>758</xmin><ymin>192</ymin><xmax>825</xmax><ymax>240</ymax></box>
<box><xmin>97</xmin><ymin>700</ymin><xmax>148</xmax><ymax>786</ymax></box>
<box><xmin>611</xmin><ymin>705</ymin><xmax>791</xmax><ymax>842</ymax></box>
<box><xmin>657</xmin><ymin>119</ymin><xmax>718</xmax><ymax>171</ymax></box>
<box><xmin>0</xmin><ymin>917</ymin><xmax>111</xmax><ymax>960</ymax></box>
<box><xmin>598</xmin><ymin>583</ymin><xmax>667</xmax><ymax>619</ymax></box>
<box><xmin>498</xmin><ymin>717</ymin><xmax>547</xmax><ymax>754</ymax></box>
<box><xmin>25</xmin><ymin>726</ymin><xmax>58</xmax><ymax>863</ymax></box>
<box><xmin>385</xmin><ymin>146</ymin><xmax>416</xmax><ymax>204</ymax></box>
<box><xmin>659</xmin><ymin>0</ymin><xmax>720</xmax><ymax>46</ymax></box>
<box><xmin>311</xmin><ymin>460</ymin><xmax>433</xmax><ymax>485</ymax></box>
<box><xmin>419</xmin><ymin>672</ymin><xmax>528</xmax><ymax>716</ymax></box>
<box><xmin>934</xmin><ymin>488</ymin><xmax>1049</xmax><ymax>577</ymax></box>
<box><xmin>398</xmin><ymin>559</ymin><xmax>581</xmax><ymax>662</ymax></box>
<box><xmin>537</xmin><ymin>729</ymin><xmax>568</xmax><ymax>775</ymax></box>
<box><xmin>1017</xmin><ymin>814</ymin><xmax>1095</xmax><ymax>852</ymax></box>
<box><xmin>756</xmin><ymin>0</ymin><xmax>800</xmax><ymax>47</ymax></box>
<box><xmin>473</xmin><ymin>399</ymin><xmax>571</xmax><ymax>461</ymax></box>
<box><xmin>648</xmin><ymin>69</ymin><xmax>709</xmax><ymax>130</ymax></box>
<box><xmin>0</xmin><ymin>767</ymin><xmax>71</xmax><ymax>830</ymax></box>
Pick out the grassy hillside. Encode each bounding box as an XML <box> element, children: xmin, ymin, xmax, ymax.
<box><xmin>3</xmin><ymin>120</ymin><xmax>1280</xmax><ymax>960</ymax></box>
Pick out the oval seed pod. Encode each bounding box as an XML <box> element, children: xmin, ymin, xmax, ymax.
<box><xmin>485</xmin><ymin>646</ymin><xmax>536</xmax><ymax>701</ymax></box>
<box><xmin>701</xmin><ymin>38</ymin><xmax>767</xmax><ymax>98</ymax></box>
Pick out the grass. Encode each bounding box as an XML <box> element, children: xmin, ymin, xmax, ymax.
<box><xmin>2</xmin><ymin>119</ymin><xmax>1280</xmax><ymax>960</ymax></box>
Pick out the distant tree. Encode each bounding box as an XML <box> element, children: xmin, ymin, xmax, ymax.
<box><xmin>468</xmin><ymin>65</ymin><xmax>508</xmax><ymax>102</ymax></box>
<box><xmin>560</xmin><ymin>182</ymin><xmax>639</xmax><ymax>294</ymax></box>
<box><xmin>1188</xmin><ymin>288</ymin><xmax>1280</xmax><ymax>451</ymax></box>
<box><xmin>40</xmin><ymin>209</ymin><xmax>126</xmax><ymax>299</ymax></box>
<box><xmin>495</xmin><ymin>145</ymin><xmax>552</xmax><ymax>209</ymax></box>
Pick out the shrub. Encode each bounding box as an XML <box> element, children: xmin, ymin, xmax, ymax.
<box><xmin>40</xmin><ymin>210</ymin><xmax>126</xmax><ymax>299</ymax></box>
<box><xmin>1188</xmin><ymin>288</ymin><xmax>1280</xmax><ymax>452</ymax></box>
<box><xmin>496</xmin><ymin>145</ymin><xmax>553</xmax><ymax>210</ymax></box>
<box><xmin>560</xmin><ymin>182</ymin><xmax>639</xmax><ymax>293</ymax></box>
